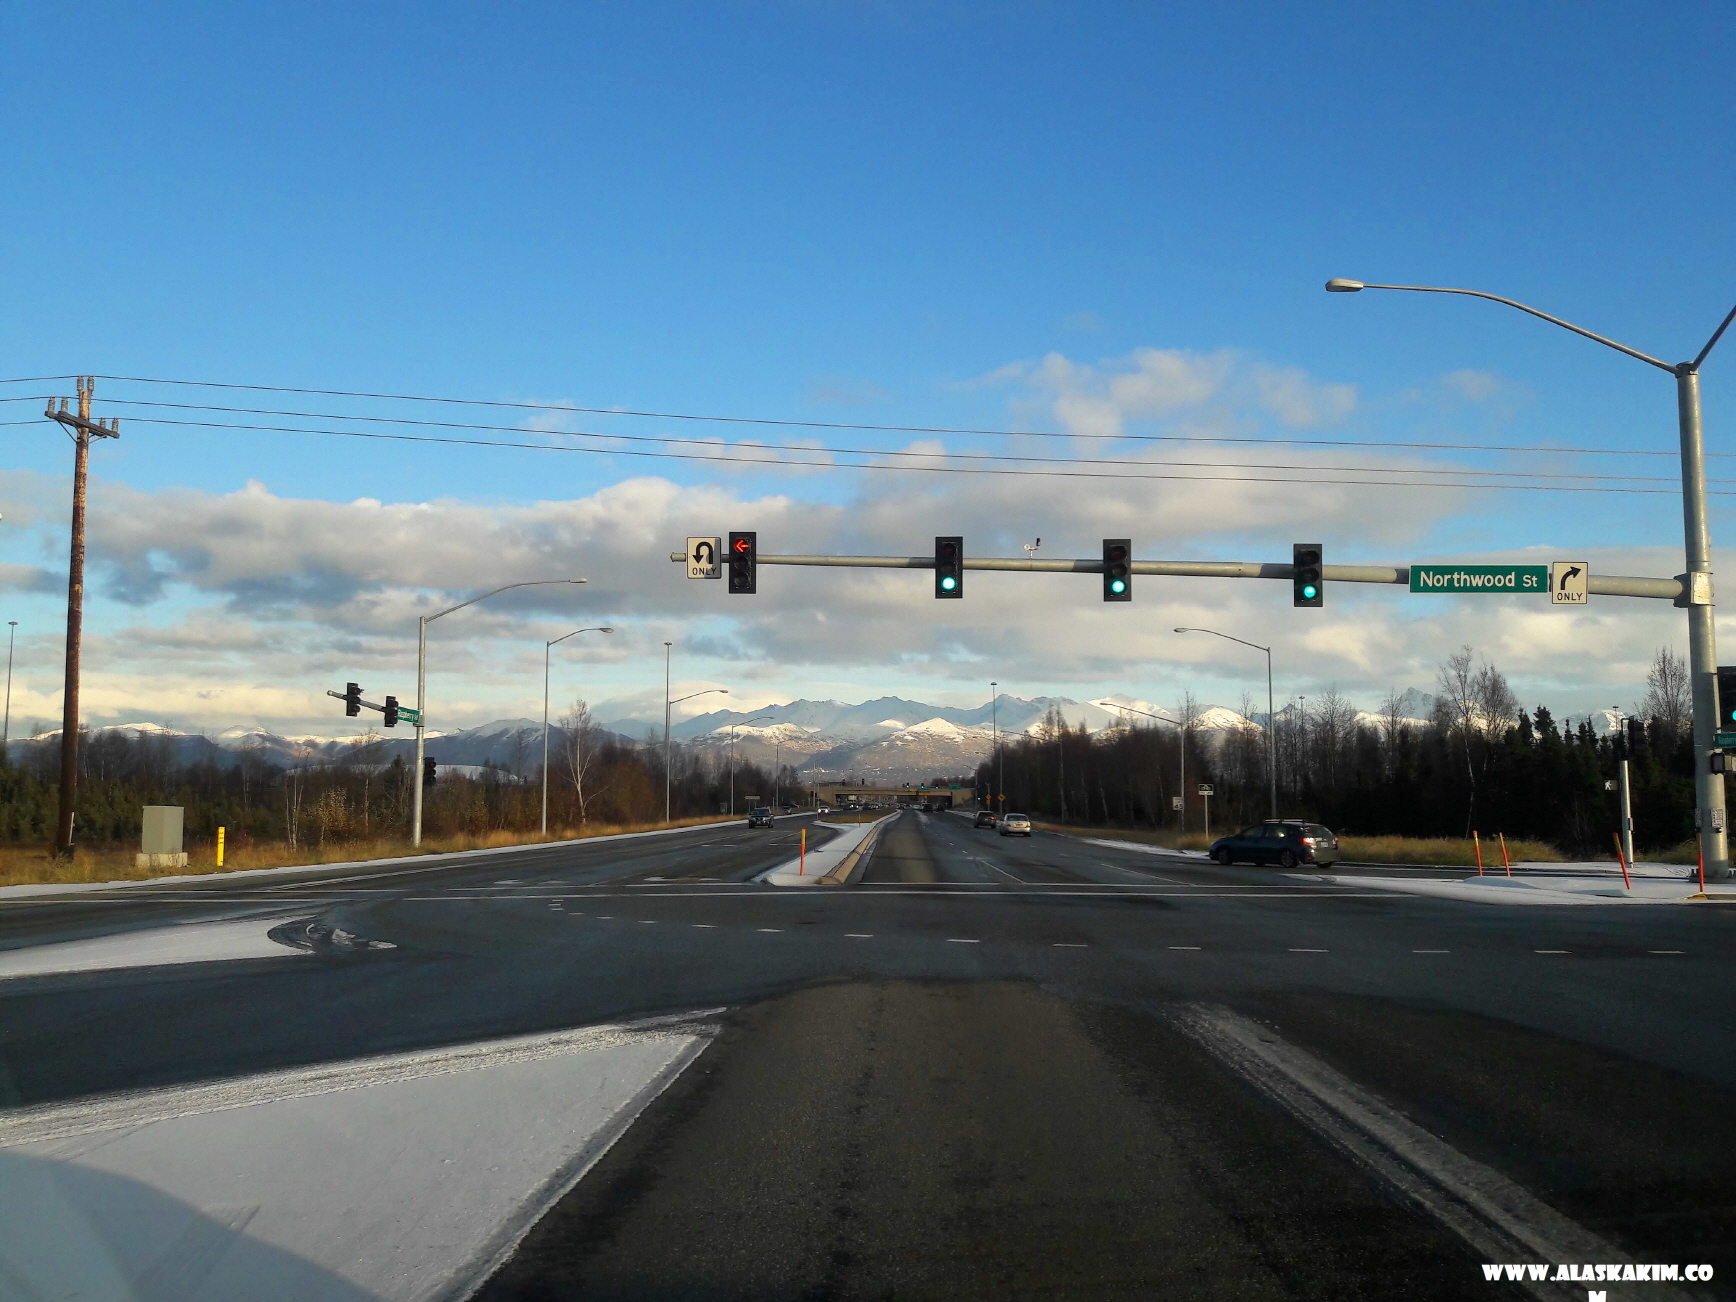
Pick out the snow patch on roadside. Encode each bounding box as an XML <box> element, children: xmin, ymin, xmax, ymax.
<box><xmin>0</xmin><ymin>1012</ymin><xmax>721</xmax><ymax>1301</ymax></box>
<box><xmin>0</xmin><ymin>917</ymin><xmax>315</xmax><ymax>980</ymax></box>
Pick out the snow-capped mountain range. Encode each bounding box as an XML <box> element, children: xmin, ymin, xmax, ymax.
<box><xmin>16</xmin><ymin>686</ymin><xmax>1611</xmax><ymax>785</ymax></box>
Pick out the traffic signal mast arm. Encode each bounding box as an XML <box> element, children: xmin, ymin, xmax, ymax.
<box><xmin>325</xmin><ymin>688</ymin><xmax>413</xmax><ymax>721</ymax></box>
<box><xmin>671</xmin><ymin>550</ymin><xmax>1686</xmax><ymax>599</ymax></box>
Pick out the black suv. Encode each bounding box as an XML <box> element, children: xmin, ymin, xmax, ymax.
<box><xmin>747</xmin><ymin>807</ymin><xmax>774</xmax><ymax>828</ymax></box>
<box><xmin>1209</xmin><ymin>820</ymin><xmax>1341</xmax><ymax>868</ymax></box>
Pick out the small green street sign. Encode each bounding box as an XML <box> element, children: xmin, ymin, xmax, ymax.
<box><xmin>1409</xmin><ymin>564</ymin><xmax>1548</xmax><ymax>595</ymax></box>
<box><xmin>397</xmin><ymin>706</ymin><xmax>421</xmax><ymax>725</ymax></box>
<box><xmin>1717</xmin><ymin>731</ymin><xmax>1736</xmax><ymax>749</ymax></box>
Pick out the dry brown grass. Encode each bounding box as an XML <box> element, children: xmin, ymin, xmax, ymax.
<box><xmin>0</xmin><ymin>815</ymin><xmax>741</xmax><ymax>889</ymax></box>
<box><xmin>1034</xmin><ymin>821</ymin><xmax>1565</xmax><ymax>866</ymax></box>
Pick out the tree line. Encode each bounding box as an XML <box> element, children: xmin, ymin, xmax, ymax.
<box><xmin>0</xmin><ymin>698</ymin><xmax>810</xmax><ymax>851</ymax></box>
<box><xmin>975</xmin><ymin>646</ymin><xmax>1701</xmax><ymax>854</ymax></box>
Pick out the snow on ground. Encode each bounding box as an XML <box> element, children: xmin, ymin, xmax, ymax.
<box><xmin>0</xmin><ymin>917</ymin><xmax>314</xmax><ymax>979</ymax></box>
<box><xmin>0</xmin><ymin>1013</ymin><xmax>719</xmax><ymax>1302</ymax></box>
<box><xmin>1076</xmin><ymin>837</ymin><xmax>1211</xmax><ymax>859</ymax></box>
<box><xmin>1312</xmin><ymin>866</ymin><xmax>1722</xmax><ymax>906</ymax></box>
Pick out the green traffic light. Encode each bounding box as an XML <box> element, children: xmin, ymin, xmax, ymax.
<box><xmin>941</xmin><ymin>575</ymin><xmax>956</xmax><ymax>590</ymax></box>
<box><xmin>1110</xmin><ymin>579</ymin><xmax>1126</xmax><ymax>593</ymax></box>
<box><xmin>1302</xmin><ymin>584</ymin><xmax>1318</xmax><ymax>599</ymax></box>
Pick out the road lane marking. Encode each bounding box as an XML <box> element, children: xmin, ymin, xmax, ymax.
<box><xmin>1289</xmin><ymin>948</ymin><xmax>1328</xmax><ymax>953</ymax></box>
<box><xmin>1168</xmin><ymin>945</ymin><xmax>1202</xmax><ymax>950</ymax></box>
<box><xmin>1174</xmin><ymin>1004</ymin><xmax>1694</xmax><ymax>1302</ymax></box>
<box><xmin>692</xmin><ymin>924</ymin><xmax>716</xmax><ymax>929</ymax></box>
<box><xmin>1412</xmin><ymin>948</ymin><xmax>1449</xmax><ymax>953</ymax></box>
<box><xmin>1534</xmin><ymin>949</ymin><xmax>1569</xmax><ymax>954</ymax></box>
<box><xmin>946</xmin><ymin>938</ymin><xmax>980</xmax><ymax>943</ymax></box>
<box><xmin>757</xmin><ymin>928</ymin><xmax>783</xmax><ymax>933</ymax></box>
<box><xmin>639</xmin><ymin>920</ymin><xmax>658</xmax><ymax>924</ymax></box>
<box><xmin>1650</xmin><ymin>949</ymin><xmax>1684</xmax><ymax>954</ymax></box>
<box><xmin>1052</xmin><ymin>942</ymin><xmax>1087</xmax><ymax>948</ymax></box>
<box><xmin>845</xmin><ymin>933</ymin><xmax>873</xmax><ymax>938</ymax></box>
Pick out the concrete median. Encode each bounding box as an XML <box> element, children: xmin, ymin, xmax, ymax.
<box><xmin>758</xmin><ymin>812</ymin><xmax>898</xmax><ymax>887</ymax></box>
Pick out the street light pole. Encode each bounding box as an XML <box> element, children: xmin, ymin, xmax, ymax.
<box><xmin>3</xmin><ymin>621</ymin><xmax>16</xmax><ymax>764</ymax></box>
<box><xmin>1175</xmin><ymin>626</ymin><xmax>1277</xmax><ymax>818</ymax></box>
<box><xmin>542</xmin><ymin>625</ymin><xmax>613</xmax><ymax>835</ymax></box>
<box><xmin>665</xmin><ymin>683</ymin><xmax>729</xmax><ymax>823</ymax></box>
<box><xmin>1327</xmin><ymin>278</ymin><xmax>1736</xmax><ymax>878</ymax></box>
<box><xmin>412</xmin><ymin>579</ymin><xmax>586</xmax><ymax>848</ymax></box>
<box><xmin>1110</xmin><ymin>702</ymin><xmax>1185</xmax><ymax>828</ymax></box>
<box><xmin>729</xmin><ymin>715</ymin><xmax>773</xmax><ymax>815</ymax></box>
<box><xmin>990</xmin><ymin>681</ymin><xmax>998</xmax><ymax>809</ymax></box>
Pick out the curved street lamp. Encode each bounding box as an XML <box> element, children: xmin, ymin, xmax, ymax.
<box><xmin>728</xmin><ymin>715</ymin><xmax>774</xmax><ymax>815</ymax></box>
<box><xmin>1326</xmin><ymin>277</ymin><xmax>1736</xmax><ymax>877</ymax></box>
<box><xmin>1175</xmin><ymin>626</ymin><xmax>1276</xmax><ymax>818</ymax></box>
<box><xmin>542</xmin><ymin>625</ymin><xmax>613</xmax><ymax>834</ymax></box>
<box><xmin>414</xmin><ymin>579</ymin><xmax>586</xmax><ymax>847</ymax></box>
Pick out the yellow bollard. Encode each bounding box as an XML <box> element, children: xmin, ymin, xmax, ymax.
<box><xmin>216</xmin><ymin>826</ymin><xmax>226</xmax><ymax>867</ymax></box>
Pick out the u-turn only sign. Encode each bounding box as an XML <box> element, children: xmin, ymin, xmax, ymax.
<box><xmin>1551</xmin><ymin>560</ymin><xmax>1589</xmax><ymax>605</ymax></box>
<box><xmin>687</xmin><ymin>537</ymin><xmax>723</xmax><ymax>579</ymax></box>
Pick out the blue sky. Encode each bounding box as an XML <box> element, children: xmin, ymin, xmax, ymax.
<box><xmin>3</xmin><ymin>1</ymin><xmax>1734</xmax><ymax>735</ymax></box>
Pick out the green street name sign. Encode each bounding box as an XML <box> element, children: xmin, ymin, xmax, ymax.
<box><xmin>1409</xmin><ymin>564</ymin><xmax>1548</xmax><ymax>594</ymax></box>
<box><xmin>1717</xmin><ymin>731</ymin><xmax>1736</xmax><ymax>749</ymax></box>
<box><xmin>397</xmin><ymin>706</ymin><xmax>421</xmax><ymax>725</ymax></box>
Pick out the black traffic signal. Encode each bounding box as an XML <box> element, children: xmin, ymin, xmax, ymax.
<box><xmin>383</xmin><ymin>696</ymin><xmax>399</xmax><ymax>728</ymax></box>
<box><xmin>728</xmin><ymin>531</ymin><xmax>757</xmax><ymax>594</ymax></box>
<box><xmin>1293</xmin><ymin>543</ymin><xmax>1323</xmax><ymax>607</ymax></box>
<box><xmin>423</xmin><ymin>757</ymin><xmax>438</xmax><ymax>786</ymax></box>
<box><xmin>344</xmin><ymin>682</ymin><xmax>362</xmax><ymax>717</ymax></box>
<box><xmin>1625</xmin><ymin>716</ymin><xmax>1647</xmax><ymax>759</ymax></box>
<box><xmin>1718</xmin><ymin>666</ymin><xmax>1736</xmax><ymax>732</ymax></box>
<box><xmin>935</xmin><ymin>536</ymin><xmax>963</xmax><ymax>598</ymax></box>
<box><xmin>1103</xmin><ymin>538</ymin><xmax>1131</xmax><ymax>601</ymax></box>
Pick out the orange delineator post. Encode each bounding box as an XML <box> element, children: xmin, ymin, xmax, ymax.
<box><xmin>800</xmin><ymin>827</ymin><xmax>806</xmax><ymax>876</ymax></box>
<box><xmin>1612</xmin><ymin>832</ymin><xmax>1632</xmax><ymax>890</ymax></box>
<box><xmin>1498</xmin><ymin>831</ymin><xmax>1511</xmax><ymax>877</ymax></box>
<box><xmin>1472</xmin><ymin>830</ymin><xmax>1483</xmax><ymax>876</ymax></box>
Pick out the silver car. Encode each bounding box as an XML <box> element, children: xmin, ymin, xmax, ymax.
<box><xmin>998</xmin><ymin>813</ymin><xmax>1032</xmax><ymax>837</ymax></box>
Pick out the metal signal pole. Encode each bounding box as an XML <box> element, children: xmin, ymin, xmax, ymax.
<box><xmin>44</xmin><ymin>379</ymin><xmax>118</xmax><ymax>857</ymax></box>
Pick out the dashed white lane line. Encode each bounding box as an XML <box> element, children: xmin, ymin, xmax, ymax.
<box><xmin>639</xmin><ymin>920</ymin><xmax>658</xmax><ymax>925</ymax></box>
<box><xmin>845</xmin><ymin>933</ymin><xmax>873</xmax><ymax>938</ymax></box>
<box><xmin>1169</xmin><ymin>945</ymin><xmax>1202</xmax><ymax>950</ymax></box>
<box><xmin>946</xmin><ymin>938</ymin><xmax>980</xmax><ymax>944</ymax></box>
<box><xmin>1650</xmin><ymin>949</ymin><xmax>1684</xmax><ymax>954</ymax></box>
<box><xmin>1052</xmin><ymin>942</ymin><xmax>1088</xmax><ymax>948</ymax></box>
<box><xmin>1289</xmin><ymin>948</ymin><xmax>1329</xmax><ymax>953</ymax></box>
<box><xmin>1534</xmin><ymin>949</ymin><xmax>1569</xmax><ymax>954</ymax></box>
<box><xmin>692</xmin><ymin>924</ymin><xmax>716</xmax><ymax>929</ymax></box>
<box><xmin>757</xmin><ymin>928</ymin><xmax>783</xmax><ymax>933</ymax></box>
<box><xmin>1413</xmin><ymin>949</ymin><xmax>1449</xmax><ymax>953</ymax></box>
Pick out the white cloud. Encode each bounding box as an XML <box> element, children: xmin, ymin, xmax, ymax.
<box><xmin>1251</xmin><ymin>365</ymin><xmax>1358</xmax><ymax>427</ymax></box>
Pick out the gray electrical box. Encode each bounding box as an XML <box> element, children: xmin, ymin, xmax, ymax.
<box><xmin>138</xmin><ymin>806</ymin><xmax>188</xmax><ymax>869</ymax></box>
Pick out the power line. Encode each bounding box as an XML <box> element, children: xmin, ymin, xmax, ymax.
<box><xmin>112</xmin><ymin>414</ymin><xmax>1729</xmax><ymax>495</ymax></box>
<box><xmin>28</xmin><ymin>370</ymin><xmax>1715</xmax><ymax>461</ymax></box>
<box><xmin>87</xmin><ymin>402</ymin><xmax>1710</xmax><ymax>484</ymax></box>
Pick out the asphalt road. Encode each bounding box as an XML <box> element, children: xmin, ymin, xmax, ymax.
<box><xmin>2</xmin><ymin>808</ymin><xmax>1733</xmax><ymax>1300</ymax></box>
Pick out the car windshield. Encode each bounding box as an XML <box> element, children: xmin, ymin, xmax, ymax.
<box><xmin>6</xmin><ymin>16</ymin><xmax>1705</xmax><ymax>1297</ymax></box>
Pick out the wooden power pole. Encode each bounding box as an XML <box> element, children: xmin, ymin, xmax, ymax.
<box><xmin>44</xmin><ymin>377</ymin><xmax>118</xmax><ymax>857</ymax></box>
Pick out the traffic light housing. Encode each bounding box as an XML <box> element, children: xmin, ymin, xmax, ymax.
<box><xmin>423</xmin><ymin>757</ymin><xmax>438</xmax><ymax>786</ymax></box>
<box><xmin>1103</xmin><ymin>539</ymin><xmax>1131</xmax><ymax>601</ymax></box>
<box><xmin>935</xmin><ymin>536</ymin><xmax>963</xmax><ymax>598</ymax></box>
<box><xmin>344</xmin><ymin>682</ymin><xmax>362</xmax><ymax>717</ymax></box>
<box><xmin>1718</xmin><ymin>666</ymin><xmax>1736</xmax><ymax>733</ymax></box>
<box><xmin>1293</xmin><ymin>543</ymin><xmax>1323</xmax><ymax>607</ymax></box>
<box><xmin>383</xmin><ymin>695</ymin><xmax>399</xmax><ymax>728</ymax></box>
<box><xmin>728</xmin><ymin>531</ymin><xmax>757</xmax><ymax>594</ymax></box>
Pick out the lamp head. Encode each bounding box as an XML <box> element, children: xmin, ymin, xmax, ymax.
<box><xmin>1324</xmin><ymin>278</ymin><xmax>1364</xmax><ymax>293</ymax></box>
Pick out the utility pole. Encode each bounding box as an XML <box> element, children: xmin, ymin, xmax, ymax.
<box><xmin>3</xmin><ymin>620</ymin><xmax>17</xmax><ymax>763</ymax></box>
<box><xmin>44</xmin><ymin>379</ymin><xmax>118</xmax><ymax>857</ymax></box>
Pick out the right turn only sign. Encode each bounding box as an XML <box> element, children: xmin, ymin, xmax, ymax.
<box><xmin>1551</xmin><ymin>560</ymin><xmax>1588</xmax><ymax>605</ymax></box>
